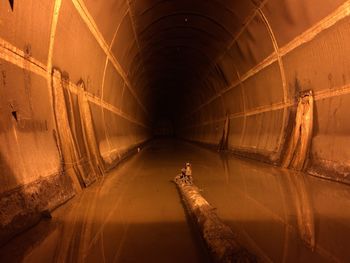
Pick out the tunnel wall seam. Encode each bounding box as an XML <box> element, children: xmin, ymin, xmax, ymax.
<box><xmin>235</xmin><ymin>68</ymin><xmax>247</xmax><ymax>146</ymax></box>
<box><xmin>0</xmin><ymin>38</ymin><xmax>47</xmax><ymax>78</ymax></box>
<box><xmin>127</xmin><ymin>0</ymin><xmax>147</xmax><ymax>91</ymax></box>
<box><xmin>182</xmin><ymin>83</ymin><xmax>350</xmax><ymax>129</ymax></box>
<box><xmin>201</xmin><ymin>0</ymin><xmax>269</xmax><ymax>83</ymax></box>
<box><xmin>180</xmin><ymin>0</ymin><xmax>350</xmax><ymax>175</ymax></box>
<box><xmin>0</xmin><ymin>0</ymin><xmax>74</xmax><ymax>246</ymax></box>
<box><xmin>100</xmin><ymin>9</ymin><xmax>130</xmax><ymax>156</ymax></box>
<box><xmin>0</xmin><ymin>0</ymin><xmax>151</xmax><ymax>245</ymax></box>
<box><xmin>61</xmin><ymin>0</ymin><xmax>151</xmax><ymax>166</ymax></box>
<box><xmin>0</xmin><ymin>37</ymin><xmax>148</xmax><ymax>128</ymax></box>
<box><xmin>0</xmin><ymin>51</ymin><xmax>150</xmax><ymax>246</ymax></box>
<box><xmin>184</xmin><ymin>0</ymin><xmax>269</xmax><ymax>117</ymax></box>
<box><xmin>181</xmin><ymin>1</ymin><xmax>350</xmax><ymax>127</ymax></box>
<box><xmin>258</xmin><ymin>8</ymin><xmax>288</xmax><ymax>156</ymax></box>
<box><xmin>71</xmin><ymin>0</ymin><xmax>150</xmax><ymax>117</ymax></box>
<box><xmin>185</xmin><ymin>1</ymin><xmax>350</xmax><ymax>122</ymax></box>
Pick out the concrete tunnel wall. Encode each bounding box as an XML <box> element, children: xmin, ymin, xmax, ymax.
<box><xmin>0</xmin><ymin>0</ymin><xmax>151</xmax><ymax>244</ymax></box>
<box><xmin>1</xmin><ymin>0</ymin><xmax>350</xmax><ymax>246</ymax></box>
<box><xmin>179</xmin><ymin>0</ymin><xmax>350</xmax><ymax>184</ymax></box>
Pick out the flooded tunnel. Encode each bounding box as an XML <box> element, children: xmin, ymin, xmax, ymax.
<box><xmin>1</xmin><ymin>0</ymin><xmax>350</xmax><ymax>262</ymax></box>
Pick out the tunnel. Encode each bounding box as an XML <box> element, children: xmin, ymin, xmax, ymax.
<box><xmin>1</xmin><ymin>0</ymin><xmax>350</xmax><ymax>262</ymax></box>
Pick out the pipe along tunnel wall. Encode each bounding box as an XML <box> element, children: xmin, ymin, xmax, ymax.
<box><xmin>1</xmin><ymin>0</ymin><xmax>350</xmax><ymax>247</ymax></box>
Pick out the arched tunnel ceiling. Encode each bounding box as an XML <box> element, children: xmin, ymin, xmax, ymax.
<box><xmin>83</xmin><ymin>0</ymin><xmax>288</xmax><ymax>121</ymax></box>
<box><xmin>126</xmin><ymin>0</ymin><xmax>260</xmax><ymax>120</ymax></box>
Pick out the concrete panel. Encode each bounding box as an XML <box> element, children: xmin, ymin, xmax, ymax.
<box><xmin>0</xmin><ymin>0</ymin><xmax>54</xmax><ymax>64</ymax></box>
<box><xmin>197</xmin><ymin>122</ymin><xmax>222</xmax><ymax>145</ymax></box>
<box><xmin>256</xmin><ymin>109</ymin><xmax>284</xmax><ymax>153</ymax></box>
<box><xmin>283</xmin><ymin>16</ymin><xmax>350</xmax><ymax>99</ymax></box>
<box><xmin>198</xmin><ymin>97</ymin><xmax>225</xmax><ymax>124</ymax></box>
<box><xmin>263</xmin><ymin>0</ymin><xmax>346</xmax><ymax>46</ymax></box>
<box><xmin>111</xmin><ymin>14</ymin><xmax>135</xmax><ymax>73</ymax></box>
<box><xmin>230</xmin><ymin>14</ymin><xmax>274</xmax><ymax>76</ymax></box>
<box><xmin>89</xmin><ymin>102</ymin><xmax>109</xmax><ymax>156</ymax></box>
<box><xmin>120</xmin><ymin>85</ymin><xmax>138</xmax><ymax>120</ymax></box>
<box><xmin>103</xmin><ymin>110</ymin><xmax>146</xmax><ymax>156</ymax></box>
<box><xmin>228</xmin><ymin>117</ymin><xmax>244</xmax><ymax>148</ymax></box>
<box><xmin>83</xmin><ymin>0</ymin><xmax>128</xmax><ymax>44</ymax></box>
<box><xmin>242</xmin><ymin>62</ymin><xmax>283</xmax><ymax>110</ymax></box>
<box><xmin>104</xmin><ymin>111</ymin><xmax>126</xmax><ymax>155</ymax></box>
<box><xmin>123</xmin><ymin>40</ymin><xmax>138</xmax><ymax>76</ymax></box>
<box><xmin>0</xmin><ymin>62</ymin><xmax>74</xmax><ymax>246</ymax></box>
<box><xmin>217</xmin><ymin>53</ymin><xmax>239</xmax><ymax>85</ymax></box>
<box><xmin>211</xmin><ymin>121</ymin><xmax>225</xmax><ymax>145</ymax></box>
<box><xmin>239</xmin><ymin>109</ymin><xmax>282</xmax><ymax>156</ymax></box>
<box><xmin>310</xmin><ymin>94</ymin><xmax>350</xmax><ymax>180</ymax></box>
<box><xmin>53</xmin><ymin>0</ymin><xmax>106</xmax><ymax>96</ymax></box>
<box><xmin>62</xmin><ymin>89</ymin><xmax>98</xmax><ymax>184</ymax></box>
<box><xmin>209</xmin><ymin>98</ymin><xmax>225</xmax><ymax>121</ymax></box>
<box><xmin>103</xmin><ymin>61</ymin><xmax>124</xmax><ymax>109</ymax></box>
<box><xmin>0</xmin><ymin>61</ymin><xmax>60</xmax><ymax>192</ymax></box>
<box><xmin>222</xmin><ymin>84</ymin><xmax>244</xmax><ymax>115</ymax></box>
<box><xmin>242</xmin><ymin>113</ymin><xmax>264</xmax><ymax>149</ymax></box>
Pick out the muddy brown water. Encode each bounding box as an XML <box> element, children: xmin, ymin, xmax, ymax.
<box><xmin>1</xmin><ymin>139</ymin><xmax>350</xmax><ymax>262</ymax></box>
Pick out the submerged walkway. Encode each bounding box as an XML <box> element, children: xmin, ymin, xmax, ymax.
<box><xmin>1</xmin><ymin>139</ymin><xmax>350</xmax><ymax>262</ymax></box>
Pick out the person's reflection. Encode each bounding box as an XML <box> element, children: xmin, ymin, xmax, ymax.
<box><xmin>219</xmin><ymin>153</ymin><xmax>230</xmax><ymax>184</ymax></box>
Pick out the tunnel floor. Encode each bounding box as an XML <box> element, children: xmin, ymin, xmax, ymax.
<box><xmin>1</xmin><ymin>139</ymin><xmax>350</xmax><ymax>262</ymax></box>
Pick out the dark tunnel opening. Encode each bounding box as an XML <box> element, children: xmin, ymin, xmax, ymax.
<box><xmin>2</xmin><ymin>0</ymin><xmax>350</xmax><ymax>261</ymax></box>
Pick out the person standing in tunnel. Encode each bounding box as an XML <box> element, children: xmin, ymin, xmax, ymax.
<box><xmin>185</xmin><ymin>162</ymin><xmax>192</xmax><ymax>183</ymax></box>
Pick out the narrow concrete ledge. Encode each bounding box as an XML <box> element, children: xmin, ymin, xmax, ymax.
<box><xmin>174</xmin><ymin>178</ymin><xmax>257</xmax><ymax>263</ymax></box>
<box><xmin>0</xmin><ymin>172</ymin><xmax>75</xmax><ymax>247</ymax></box>
<box><xmin>0</xmin><ymin>140</ymin><xmax>149</xmax><ymax>248</ymax></box>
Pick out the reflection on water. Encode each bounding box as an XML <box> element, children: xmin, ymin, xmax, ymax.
<box><xmin>201</xmin><ymin>146</ymin><xmax>350</xmax><ymax>262</ymax></box>
<box><xmin>0</xmin><ymin>146</ymin><xmax>208</xmax><ymax>263</ymax></box>
<box><xmin>1</xmin><ymin>139</ymin><xmax>350</xmax><ymax>262</ymax></box>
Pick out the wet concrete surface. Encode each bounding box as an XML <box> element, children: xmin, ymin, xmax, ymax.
<box><xmin>2</xmin><ymin>139</ymin><xmax>350</xmax><ymax>262</ymax></box>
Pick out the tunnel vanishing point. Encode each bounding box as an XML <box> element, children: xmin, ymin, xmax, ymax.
<box><xmin>1</xmin><ymin>0</ymin><xmax>350</xmax><ymax>262</ymax></box>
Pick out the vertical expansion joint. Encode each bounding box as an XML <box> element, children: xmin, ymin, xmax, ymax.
<box><xmin>127</xmin><ymin>0</ymin><xmax>151</xmax><ymax>118</ymax></box>
<box><xmin>183</xmin><ymin>0</ymin><xmax>269</xmax><ymax>121</ymax></box>
<box><xmin>282</xmin><ymin>90</ymin><xmax>314</xmax><ymax>171</ymax></box>
<box><xmin>47</xmin><ymin>0</ymin><xmax>62</xmax><ymax>73</ymax></box>
<box><xmin>258</xmin><ymin>8</ymin><xmax>289</xmax><ymax>157</ymax></box>
<box><xmin>233</xmin><ymin>65</ymin><xmax>247</xmax><ymax>146</ymax></box>
<box><xmin>71</xmin><ymin>0</ymin><xmax>150</xmax><ymax>117</ymax></box>
<box><xmin>258</xmin><ymin>8</ymin><xmax>288</xmax><ymax>103</ymax></box>
<box><xmin>100</xmin><ymin>10</ymin><xmax>130</xmax><ymax>158</ymax></box>
<box><xmin>218</xmin><ymin>113</ymin><xmax>230</xmax><ymax>151</ymax></box>
<box><xmin>77</xmin><ymin>82</ymin><xmax>106</xmax><ymax>174</ymax></box>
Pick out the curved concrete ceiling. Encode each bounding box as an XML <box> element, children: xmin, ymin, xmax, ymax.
<box><xmin>130</xmin><ymin>0</ymin><xmax>255</xmax><ymax>117</ymax></box>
